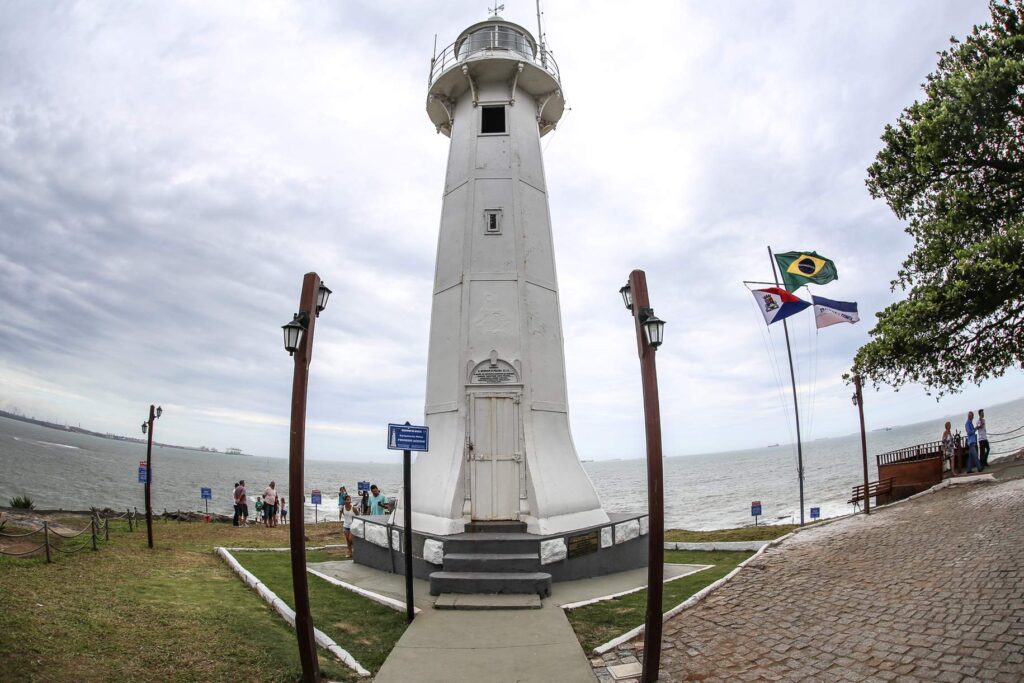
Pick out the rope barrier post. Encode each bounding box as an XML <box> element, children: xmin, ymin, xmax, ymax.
<box><xmin>127</xmin><ymin>508</ymin><xmax>133</xmax><ymax>532</ymax></box>
<box><xmin>105</xmin><ymin>518</ymin><xmax>109</xmax><ymax>541</ymax></box>
<box><xmin>91</xmin><ymin>517</ymin><xmax>98</xmax><ymax>551</ymax></box>
<box><xmin>43</xmin><ymin>521</ymin><xmax>52</xmax><ymax>564</ymax></box>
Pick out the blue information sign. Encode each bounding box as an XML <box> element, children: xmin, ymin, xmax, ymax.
<box><xmin>387</xmin><ymin>423</ymin><xmax>429</xmax><ymax>452</ymax></box>
<box><xmin>357</xmin><ymin>480</ymin><xmax>371</xmax><ymax>493</ymax></box>
<box><xmin>201</xmin><ymin>487</ymin><xmax>212</xmax><ymax>500</ymax></box>
<box><xmin>810</xmin><ymin>506</ymin><xmax>820</xmax><ymax>520</ymax></box>
<box><xmin>751</xmin><ymin>501</ymin><xmax>762</xmax><ymax>517</ymax></box>
<box><xmin>138</xmin><ymin>466</ymin><xmax>148</xmax><ymax>483</ymax></box>
<box><xmin>311</xmin><ymin>490</ymin><xmax>322</xmax><ymax>505</ymax></box>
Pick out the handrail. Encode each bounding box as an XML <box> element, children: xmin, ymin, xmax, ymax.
<box><xmin>429</xmin><ymin>28</ymin><xmax>560</xmax><ymax>88</ymax></box>
<box><xmin>877</xmin><ymin>440</ymin><xmax>948</xmax><ymax>467</ymax></box>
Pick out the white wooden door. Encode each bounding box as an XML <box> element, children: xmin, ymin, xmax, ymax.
<box><xmin>469</xmin><ymin>394</ymin><xmax>520</xmax><ymax>520</ymax></box>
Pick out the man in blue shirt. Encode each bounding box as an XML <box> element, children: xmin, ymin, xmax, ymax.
<box><xmin>368</xmin><ymin>485</ymin><xmax>389</xmax><ymax>516</ymax></box>
<box><xmin>965</xmin><ymin>411</ymin><xmax>980</xmax><ymax>474</ymax></box>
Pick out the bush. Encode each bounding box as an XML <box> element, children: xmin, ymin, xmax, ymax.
<box><xmin>9</xmin><ymin>495</ymin><xmax>34</xmax><ymax>509</ymax></box>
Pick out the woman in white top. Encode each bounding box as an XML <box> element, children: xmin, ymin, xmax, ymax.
<box><xmin>341</xmin><ymin>498</ymin><xmax>358</xmax><ymax>557</ymax></box>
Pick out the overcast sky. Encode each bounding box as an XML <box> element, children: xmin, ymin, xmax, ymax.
<box><xmin>1</xmin><ymin>0</ymin><xmax>1019</xmax><ymax>462</ymax></box>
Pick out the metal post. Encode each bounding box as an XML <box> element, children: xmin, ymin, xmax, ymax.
<box><xmin>43</xmin><ymin>521</ymin><xmax>51</xmax><ymax>564</ymax></box>
<box><xmin>287</xmin><ymin>272</ymin><xmax>322</xmax><ymax>683</ymax></box>
<box><xmin>91</xmin><ymin>516</ymin><xmax>97</xmax><ymax>551</ymax></box>
<box><xmin>628</xmin><ymin>270</ymin><xmax>664</xmax><ymax>683</ymax></box>
<box><xmin>145</xmin><ymin>404</ymin><xmax>155</xmax><ymax>548</ymax></box>
<box><xmin>403</xmin><ymin>443</ymin><xmax>414</xmax><ymax>623</ymax></box>
<box><xmin>127</xmin><ymin>508</ymin><xmax>132</xmax><ymax>532</ymax></box>
<box><xmin>768</xmin><ymin>247</ymin><xmax>805</xmax><ymax>526</ymax></box>
<box><xmin>854</xmin><ymin>374</ymin><xmax>870</xmax><ymax>515</ymax></box>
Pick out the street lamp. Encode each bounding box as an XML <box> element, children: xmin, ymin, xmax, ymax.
<box><xmin>282</xmin><ymin>272</ymin><xmax>329</xmax><ymax>683</ymax></box>
<box><xmin>852</xmin><ymin>374</ymin><xmax>870</xmax><ymax>515</ymax></box>
<box><xmin>621</xmin><ymin>269</ymin><xmax>667</xmax><ymax>683</ymax></box>
<box><xmin>141</xmin><ymin>404</ymin><xmax>162</xmax><ymax>548</ymax></box>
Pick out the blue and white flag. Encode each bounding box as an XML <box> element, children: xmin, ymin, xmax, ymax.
<box><xmin>811</xmin><ymin>295</ymin><xmax>859</xmax><ymax>329</ymax></box>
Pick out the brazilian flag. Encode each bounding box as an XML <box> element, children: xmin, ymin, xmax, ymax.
<box><xmin>774</xmin><ymin>251</ymin><xmax>838</xmax><ymax>292</ymax></box>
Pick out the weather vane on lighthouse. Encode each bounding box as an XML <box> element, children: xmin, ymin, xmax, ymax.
<box><xmin>488</xmin><ymin>2</ymin><xmax>504</xmax><ymax>17</ymax></box>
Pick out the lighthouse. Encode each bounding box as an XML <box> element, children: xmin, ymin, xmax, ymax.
<box><xmin>406</xmin><ymin>12</ymin><xmax>610</xmax><ymax>537</ymax></box>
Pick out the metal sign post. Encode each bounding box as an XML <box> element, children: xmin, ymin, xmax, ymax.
<box><xmin>751</xmin><ymin>500</ymin><xmax>762</xmax><ymax>526</ymax></box>
<box><xmin>387</xmin><ymin>422</ymin><xmax>430</xmax><ymax>623</ymax></box>
<box><xmin>311</xmin><ymin>489</ymin><xmax>322</xmax><ymax>524</ymax></box>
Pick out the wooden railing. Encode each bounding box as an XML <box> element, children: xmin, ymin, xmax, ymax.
<box><xmin>876</xmin><ymin>440</ymin><xmax>948</xmax><ymax>467</ymax></box>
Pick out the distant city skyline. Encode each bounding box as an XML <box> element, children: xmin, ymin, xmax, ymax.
<box><xmin>1</xmin><ymin>1</ymin><xmax>1020</xmax><ymax>462</ymax></box>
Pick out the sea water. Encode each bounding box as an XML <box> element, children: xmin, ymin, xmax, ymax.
<box><xmin>2</xmin><ymin>398</ymin><xmax>1022</xmax><ymax>530</ymax></box>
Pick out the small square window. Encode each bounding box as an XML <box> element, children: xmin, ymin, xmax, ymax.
<box><xmin>481</xmin><ymin>105</ymin><xmax>506</xmax><ymax>134</ymax></box>
<box><xmin>484</xmin><ymin>209</ymin><xmax>502</xmax><ymax>235</ymax></box>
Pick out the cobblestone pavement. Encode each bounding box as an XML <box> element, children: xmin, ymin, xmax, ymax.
<box><xmin>594</xmin><ymin>478</ymin><xmax>1024</xmax><ymax>682</ymax></box>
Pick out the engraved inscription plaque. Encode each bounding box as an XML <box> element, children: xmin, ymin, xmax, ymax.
<box><xmin>469</xmin><ymin>358</ymin><xmax>519</xmax><ymax>384</ymax></box>
<box><xmin>567</xmin><ymin>529</ymin><xmax>600</xmax><ymax>559</ymax></box>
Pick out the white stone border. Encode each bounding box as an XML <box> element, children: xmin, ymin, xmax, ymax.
<box><xmin>560</xmin><ymin>565</ymin><xmax>713</xmax><ymax>610</ymax></box>
<box><xmin>307</xmin><ymin>568</ymin><xmax>421</xmax><ymax>615</ymax></box>
<box><xmin>220</xmin><ymin>545</ymin><xmax>347</xmax><ymax>552</ymax></box>
<box><xmin>215</xmin><ymin>547</ymin><xmax>371</xmax><ymax>676</ymax></box>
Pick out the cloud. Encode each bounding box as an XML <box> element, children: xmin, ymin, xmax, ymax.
<box><xmin>0</xmin><ymin>0</ymin><xmax>1017</xmax><ymax>462</ymax></box>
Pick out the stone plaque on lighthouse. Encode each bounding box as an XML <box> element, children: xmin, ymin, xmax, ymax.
<box><xmin>404</xmin><ymin>13</ymin><xmax>609</xmax><ymax>536</ymax></box>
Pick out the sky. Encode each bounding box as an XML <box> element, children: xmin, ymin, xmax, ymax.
<box><xmin>1</xmin><ymin>0</ymin><xmax>1019</xmax><ymax>462</ymax></box>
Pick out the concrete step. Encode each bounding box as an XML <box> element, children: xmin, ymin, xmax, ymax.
<box><xmin>464</xmin><ymin>520</ymin><xmax>528</xmax><ymax>534</ymax></box>
<box><xmin>443</xmin><ymin>552</ymin><xmax>540</xmax><ymax>572</ymax></box>
<box><xmin>434</xmin><ymin>593</ymin><xmax>542</xmax><ymax>610</ymax></box>
<box><xmin>444</xmin><ymin>534</ymin><xmax>538</xmax><ymax>555</ymax></box>
<box><xmin>429</xmin><ymin>571</ymin><xmax>552</xmax><ymax>597</ymax></box>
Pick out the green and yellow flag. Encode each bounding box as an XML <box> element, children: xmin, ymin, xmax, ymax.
<box><xmin>774</xmin><ymin>251</ymin><xmax>838</xmax><ymax>292</ymax></box>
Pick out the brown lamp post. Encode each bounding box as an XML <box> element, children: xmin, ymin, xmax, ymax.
<box><xmin>282</xmin><ymin>271</ymin><xmax>332</xmax><ymax>683</ymax></box>
<box><xmin>852</xmin><ymin>374</ymin><xmax>870</xmax><ymax>515</ymax></box>
<box><xmin>619</xmin><ymin>269</ymin><xmax>667</xmax><ymax>683</ymax></box>
<box><xmin>140</xmin><ymin>404</ymin><xmax>162</xmax><ymax>549</ymax></box>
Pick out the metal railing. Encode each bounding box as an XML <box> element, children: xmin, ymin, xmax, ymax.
<box><xmin>429</xmin><ymin>26</ymin><xmax>560</xmax><ymax>88</ymax></box>
<box><xmin>0</xmin><ymin>507</ymin><xmax>138</xmax><ymax>562</ymax></box>
<box><xmin>877</xmin><ymin>440</ymin><xmax>947</xmax><ymax>467</ymax></box>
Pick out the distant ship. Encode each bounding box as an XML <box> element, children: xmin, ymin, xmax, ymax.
<box><xmin>225</xmin><ymin>447</ymin><xmax>251</xmax><ymax>456</ymax></box>
<box><xmin>766</xmin><ymin>443</ymin><xmax>779</xmax><ymax>448</ymax></box>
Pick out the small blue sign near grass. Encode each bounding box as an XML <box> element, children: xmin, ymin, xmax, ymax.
<box><xmin>311</xmin><ymin>489</ymin><xmax>322</xmax><ymax>505</ymax></box>
<box><xmin>201</xmin><ymin>487</ymin><xmax>212</xmax><ymax>500</ymax></box>
<box><xmin>810</xmin><ymin>506</ymin><xmax>820</xmax><ymax>520</ymax></box>
<box><xmin>138</xmin><ymin>466</ymin><xmax>148</xmax><ymax>484</ymax></box>
<box><xmin>751</xmin><ymin>501</ymin><xmax>762</xmax><ymax>517</ymax></box>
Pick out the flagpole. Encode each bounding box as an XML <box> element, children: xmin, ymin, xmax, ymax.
<box><xmin>768</xmin><ymin>246</ymin><xmax>805</xmax><ymax>527</ymax></box>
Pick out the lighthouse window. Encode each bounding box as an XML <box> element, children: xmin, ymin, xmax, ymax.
<box><xmin>481</xmin><ymin>105</ymin><xmax>506</xmax><ymax>134</ymax></box>
<box><xmin>484</xmin><ymin>209</ymin><xmax>502</xmax><ymax>235</ymax></box>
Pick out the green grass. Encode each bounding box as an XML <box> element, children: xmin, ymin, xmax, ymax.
<box><xmin>232</xmin><ymin>549</ymin><xmax>407</xmax><ymax>672</ymax></box>
<box><xmin>567</xmin><ymin>549</ymin><xmax>753</xmax><ymax>653</ymax></box>
<box><xmin>665</xmin><ymin>524</ymin><xmax>796</xmax><ymax>543</ymax></box>
<box><xmin>0</xmin><ymin>515</ymin><xmax>399</xmax><ymax>681</ymax></box>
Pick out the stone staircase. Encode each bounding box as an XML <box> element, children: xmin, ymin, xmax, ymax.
<box><xmin>428</xmin><ymin>521</ymin><xmax>552</xmax><ymax>598</ymax></box>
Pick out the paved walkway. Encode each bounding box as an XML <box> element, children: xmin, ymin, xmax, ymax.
<box><xmin>597</xmin><ymin>477</ymin><xmax>1024</xmax><ymax>682</ymax></box>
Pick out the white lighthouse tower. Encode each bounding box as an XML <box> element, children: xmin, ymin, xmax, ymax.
<box><xmin>408</xmin><ymin>11</ymin><xmax>610</xmax><ymax>536</ymax></box>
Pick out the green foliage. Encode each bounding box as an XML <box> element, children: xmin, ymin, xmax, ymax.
<box><xmin>8</xmin><ymin>496</ymin><xmax>34</xmax><ymax>509</ymax></box>
<box><xmin>665</xmin><ymin>524</ymin><xmax>797</xmax><ymax>543</ymax></box>
<box><xmin>856</xmin><ymin>1</ymin><xmax>1024</xmax><ymax>394</ymax></box>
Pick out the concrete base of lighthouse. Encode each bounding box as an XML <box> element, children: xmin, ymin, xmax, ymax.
<box><xmin>351</xmin><ymin>512</ymin><xmax>649</xmax><ymax>595</ymax></box>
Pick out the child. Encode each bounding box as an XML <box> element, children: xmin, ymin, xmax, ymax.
<box><xmin>254</xmin><ymin>495</ymin><xmax>264</xmax><ymax>523</ymax></box>
<box><xmin>280</xmin><ymin>498</ymin><xmax>288</xmax><ymax>524</ymax></box>
<box><xmin>341</xmin><ymin>497</ymin><xmax>358</xmax><ymax>557</ymax></box>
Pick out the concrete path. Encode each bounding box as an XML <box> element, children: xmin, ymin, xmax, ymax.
<box><xmin>597</xmin><ymin>476</ymin><xmax>1024</xmax><ymax>682</ymax></box>
<box><xmin>308</xmin><ymin>560</ymin><xmax>708</xmax><ymax>682</ymax></box>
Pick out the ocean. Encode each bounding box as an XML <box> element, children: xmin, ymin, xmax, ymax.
<box><xmin>2</xmin><ymin>397</ymin><xmax>1022</xmax><ymax>530</ymax></box>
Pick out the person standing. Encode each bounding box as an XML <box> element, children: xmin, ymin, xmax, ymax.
<box><xmin>338</xmin><ymin>486</ymin><xmax>349</xmax><ymax>520</ymax></box>
<box><xmin>360</xmin><ymin>490</ymin><xmax>370</xmax><ymax>515</ymax></box>
<box><xmin>941</xmin><ymin>421</ymin><xmax>956</xmax><ymax>476</ymax></box>
<box><xmin>341</xmin><ymin>496</ymin><xmax>358</xmax><ymax>557</ymax></box>
<box><xmin>235</xmin><ymin>480</ymin><xmax>248</xmax><ymax>526</ymax></box>
<box><xmin>280</xmin><ymin>497</ymin><xmax>288</xmax><ymax>524</ymax></box>
<box><xmin>231</xmin><ymin>482</ymin><xmax>241</xmax><ymax>526</ymax></box>
<box><xmin>977</xmin><ymin>408</ymin><xmax>990</xmax><ymax>471</ymax></box>
<box><xmin>367</xmin><ymin>485</ymin><xmax>388</xmax><ymax>516</ymax></box>
<box><xmin>263</xmin><ymin>481</ymin><xmax>278</xmax><ymax>528</ymax></box>
<box><xmin>965</xmin><ymin>411</ymin><xmax>980</xmax><ymax>474</ymax></box>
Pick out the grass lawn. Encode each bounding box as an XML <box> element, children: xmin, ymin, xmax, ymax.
<box><xmin>232</xmin><ymin>549</ymin><xmax>407</xmax><ymax>672</ymax></box>
<box><xmin>665</xmin><ymin>524</ymin><xmax>797</xmax><ymax>543</ymax></box>
<box><xmin>0</xmin><ymin>515</ymin><xmax>402</xmax><ymax>682</ymax></box>
<box><xmin>566</xmin><ymin>549</ymin><xmax>753</xmax><ymax>653</ymax></box>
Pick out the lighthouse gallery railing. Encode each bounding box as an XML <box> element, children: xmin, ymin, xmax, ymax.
<box><xmin>429</xmin><ymin>25</ymin><xmax>560</xmax><ymax>88</ymax></box>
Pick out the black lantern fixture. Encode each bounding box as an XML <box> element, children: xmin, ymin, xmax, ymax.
<box><xmin>156</xmin><ymin>406</ymin><xmax>163</xmax><ymax>419</ymax></box>
<box><xmin>640</xmin><ymin>310</ymin><xmax>665</xmax><ymax>349</ymax></box>
<box><xmin>851</xmin><ymin>392</ymin><xmax>859</xmax><ymax>407</ymax></box>
<box><xmin>619</xmin><ymin>283</ymin><xmax>633</xmax><ymax>310</ymax></box>
<box><xmin>316</xmin><ymin>283</ymin><xmax>332</xmax><ymax>316</ymax></box>
<box><xmin>282</xmin><ymin>315</ymin><xmax>306</xmax><ymax>356</ymax></box>
<box><xmin>141</xmin><ymin>422</ymin><xmax>148</xmax><ymax>435</ymax></box>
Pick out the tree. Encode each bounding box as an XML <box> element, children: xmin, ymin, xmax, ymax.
<box><xmin>855</xmin><ymin>0</ymin><xmax>1024</xmax><ymax>395</ymax></box>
